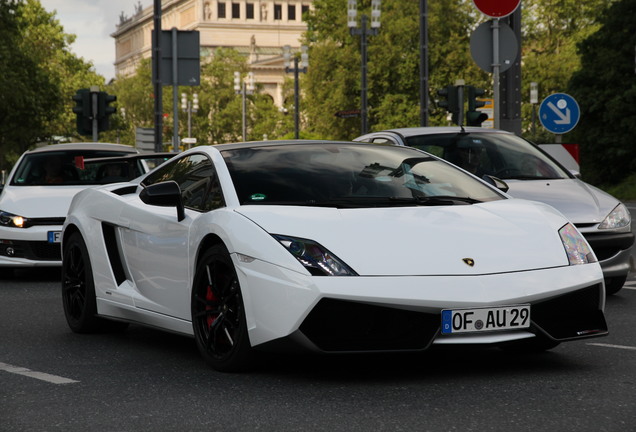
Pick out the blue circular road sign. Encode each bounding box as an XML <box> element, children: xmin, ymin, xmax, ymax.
<box><xmin>539</xmin><ymin>93</ymin><xmax>580</xmax><ymax>134</ymax></box>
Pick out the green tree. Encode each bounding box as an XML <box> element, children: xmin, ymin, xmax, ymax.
<box><xmin>303</xmin><ymin>0</ymin><xmax>488</xmax><ymax>140</ymax></box>
<box><xmin>567</xmin><ymin>0</ymin><xmax>636</xmax><ymax>185</ymax></box>
<box><xmin>0</xmin><ymin>0</ymin><xmax>104</xmax><ymax>171</ymax></box>
<box><xmin>521</xmin><ymin>0</ymin><xmax>612</xmax><ymax>142</ymax></box>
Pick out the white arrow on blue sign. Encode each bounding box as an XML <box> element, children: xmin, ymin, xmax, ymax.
<box><xmin>539</xmin><ymin>93</ymin><xmax>580</xmax><ymax>134</ymax></box>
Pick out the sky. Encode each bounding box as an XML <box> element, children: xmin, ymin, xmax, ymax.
<box><xmin>40</xmin><ymin>0</ymin><xmax>152</xmax><ymax>82</ymax></box>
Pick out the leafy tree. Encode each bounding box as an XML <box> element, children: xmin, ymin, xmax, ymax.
<box><xmin>567</xmin><ymin>0</ymin><xmax>636</xmax><ymax>185</ymax></box>
<box><xmin>521</xmin><ymin>0</ymin><xmax>612</xmax><ymax>142</ymax></box>
<box><xmin>303</xmin><ymin>0</ymin><xmax>488</xmax><ymax>140</ymax></box>
<box><xmin>0</xmin><ymin>0</ymin><xmax>104</xmax><ymax>172</ymax></box>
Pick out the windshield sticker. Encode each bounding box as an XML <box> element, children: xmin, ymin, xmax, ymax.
<box><xmin>250</xmin><ymin>193</ymin><xmax>267</xmax><ymax>201</ymax></box>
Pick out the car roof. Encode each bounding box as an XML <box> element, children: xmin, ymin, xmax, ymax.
<box><xmin>376</xmin><ymin>127</ymin><xmax>514</xmax><ymax>138</ymax></box>
<box><xmin>207</xmin><ymin>139</ymin><xmax>368</xmax><ymax>152</ymax></box>
<box><xmin>24</xmin><ymin>143</ymin><xmax>138</xmax><ymax>154</ymax></box>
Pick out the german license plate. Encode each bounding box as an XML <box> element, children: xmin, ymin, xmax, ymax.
<box><xmin>441</xmin><ymin>305</ymin><xmax>530</xmax><ymax>334</ymax></box>
<box><xmin>47</xmin><ymin>231</ymin><xmax>61</xmax><ymax>244</ymax></box>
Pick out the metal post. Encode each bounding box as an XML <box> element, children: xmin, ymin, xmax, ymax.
<box><xmin>187</xmin><ymin>101</ymin><xmax>192</xmax><ymax>139</ymax></box>
<box><xmin>294</xmin><ymin>57</ymin><xmax>300</xmax><ymax>139</ymax></box>
<box><xmin>419</xmin><ymin>0</ymin><xmax>428</xmax><ymax>126</ymax></box>
<box><xmin>90</xmin><ymin>86</ymin><xmax>99</xmax><ymax>142</ymax></box>
<box><xmin>492</xmin><ymin>19</ymin><xmax>500</xmax><ymax>129</ymax></box>
<box><xmin>153</xmin><ymin>0</ymin><xmax>163</xmax><ymax>152</ymax></box>
<box><xmin>172</xmin><ymin>27</ymin><xmax>179</xmax><ymax>152</ymax></box>
<box><xmin>242</xmin><ymin>82</ymin><xmax>247</xmax><ymax>141</ymax></box>
<box><xmin>360</xmin><ymin>14</ymin><xmax>369</xmax><ymax>135</ymax></box>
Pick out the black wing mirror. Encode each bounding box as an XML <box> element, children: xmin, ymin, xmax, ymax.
<box><xmin>139</xmin><ymin>180</ymin><xmax>185</xmax><ymax>222</ymax></box>
<box><xmin>482</xmin><ymin>175</ymin><xmax>509</xmax><ymax>193</ymax></box>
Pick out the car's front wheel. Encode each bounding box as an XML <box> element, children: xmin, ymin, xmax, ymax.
<box><xmin>62</xmin><ymin>231</ymin><xmax>128</xmax><ymax>333</ymax></box>
<box><xmin>192</xmin><ymin>244</ymin><xmax>252</xmax><ymax>372</ymax></box>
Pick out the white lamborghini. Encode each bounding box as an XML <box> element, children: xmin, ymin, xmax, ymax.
<box><xmin>61</xmin><ymin>140</ymin><xmax>608</xmax><ymax>371</ymax></box>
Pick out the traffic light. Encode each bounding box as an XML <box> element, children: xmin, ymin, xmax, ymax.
<box><xmin>466</xmin><ymin>86</ymin><xmax>488</xmax><ymax>127</ymax></box>
<box><xmin>97</xmin><ymin>91</ymin><xmax>117</xmax><ymax>132</ymax></box>
<box><xmin>72</xmin><ymin>89</ymin><xmax>92</xmax><ymax>136</ymax></box>
<box><xmin>437</xmin><ymin>85</ymin><xmax>459</xmax><ymax>124</ymax></box>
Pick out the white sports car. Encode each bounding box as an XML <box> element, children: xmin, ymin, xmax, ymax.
<box><xmin>61</xmin><ymin>140</ymin><xmax>608</xmax><ymax>372</ymax></box>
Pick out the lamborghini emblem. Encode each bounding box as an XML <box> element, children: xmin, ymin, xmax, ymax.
<box><xmin>462</xmin><ymin>258</ymin><xmax>475</xmax><ymax>267</ymax></box>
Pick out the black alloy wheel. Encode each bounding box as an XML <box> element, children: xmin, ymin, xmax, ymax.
<box><xmin>192</xmin><ymin>244</ymin><xmax>252</xmax><ymax>372</ymax></box>
<box><xmin>61</xmin><ymin>231</ymin><xmax>101</xmax><ymax>333</ymax></box>
<box><xmin>61</xmin><ymin>231</ymin><xmax>128</xmax><ymax>333</ymax></box>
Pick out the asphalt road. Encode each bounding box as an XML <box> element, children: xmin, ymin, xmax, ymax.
<box><xmin>1</xmin><ymin>266</ymin><xmax>635</xmax><ymax>431</ymax></box>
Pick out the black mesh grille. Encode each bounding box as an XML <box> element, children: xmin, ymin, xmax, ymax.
<box><xmin>300</xmin><ymin>298</ymin><xmax>439</xmax><ymax>352</ymax></box>
<box><xmin>531</xmin><ymin>284</ymin><xmax>607</xmax><ymax>340</ymax></box>
<box><xmin>0</xmin><ymin>240</ymin><xmax>61</xmax><ymax>260</ymax></box>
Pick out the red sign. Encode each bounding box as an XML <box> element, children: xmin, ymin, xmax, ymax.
<box><xmin>473</xmin><ymin>0</ymin><xmax>520</xmax><ymax>18</ymax></box>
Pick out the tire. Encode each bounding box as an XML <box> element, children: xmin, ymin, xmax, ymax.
<box><xmin>604</xmin><ymin>275</ymin><xmax>627</xmax><ymax>295</ymax></box>
<box><xmin>61</xmin><ymin>232</ymin><xmax>128</xmax><ymax>333</ymax></box>
<box><xmin>192</xmin><ymin>244</ymin><xmax>253</xmax><ymax>372</ymax></box>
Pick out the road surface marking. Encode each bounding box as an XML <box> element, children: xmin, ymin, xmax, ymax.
<box><xmin>0</xmin><ymin>362</ymin><xmax>79</xmax><ymax>384</ymax></box>
<box><xmin>587</xmin><ymin>343</ymin><xmax>636</xmax><ymax>351</ymax></box>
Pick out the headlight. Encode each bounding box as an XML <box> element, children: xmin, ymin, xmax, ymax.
<box><xmin>0</xmin><ymin>211</ymin><xmax>28</xmax><ymax>228</ymax></box>
<box><xmin>598</xmin><ymin>203</ymin><xmax>631</xmax><ymax>231</ymax></box>
<box><xmin>272</xmin><ymin>234</ymin><xmax>358</xmax><ymax>276</ymax></box>
<box><xmin>559</xmin><ymin>223</ymin><xmax>597</xmax><ymax>265</ymax></box>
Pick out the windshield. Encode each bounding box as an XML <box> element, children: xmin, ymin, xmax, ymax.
<box><xmin>222</xmin><ymin>143</ymin><xmax>504</xmax><ymax>207</ymax></box>
<box><xmin>404</xmin><ymin>132</ymin><xmax>571</xmax><ymax>180</ymax></box>
<box><xmin>10</xmin><ymin>150</ymin><xmax>137</xmax><ymax>186</ymax></box>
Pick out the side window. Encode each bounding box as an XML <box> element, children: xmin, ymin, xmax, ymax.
<box><xmin>142</xmin><ymin>154</ymin><xmax>225</xmax><ymax>212</ymax></box>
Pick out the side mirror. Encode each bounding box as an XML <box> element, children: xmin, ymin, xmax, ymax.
<box><xmin>569</xmin><ymin>169</ymin><xmax>581</xmax><ymax>179</ymax></box>
<box><xmin>139</xmin><ymin>180</ymin><xmax>185</xmax><ymax>222</ymax></box>
<box><xmin>482</xmin><ymin>175</ymin><xmax>509</xmax><ymax>193</ymax></box>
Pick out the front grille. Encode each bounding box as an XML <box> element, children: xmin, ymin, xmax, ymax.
<box><xmin>25</xmin><ymin>217</ymin><xmax>66</xmax><ymax>227</ymax></box>
<box><xmin>300</xmin><ymin>298</ymin><xmax>439</xmax><ymax>352</ymax></box>
<box><xmin>531</xmin><ymin>284</ymin><xmax>607</xmax><ymax>340</ymax></box>
<box><xmin>0</xmin><ymin>240</ymin><xmax>61</xmax><ymax>261</ymax></box>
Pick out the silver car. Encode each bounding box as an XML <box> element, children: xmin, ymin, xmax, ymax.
<box><xmin>355</xmin><ymin>127</ymin><xmax>634</xmax><ymax>294</ymax></box>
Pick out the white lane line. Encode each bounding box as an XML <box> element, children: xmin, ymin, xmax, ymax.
<box><xmin>0</xmin><ymin>362</ymin><xmax>79</xmax><ymax>384</ymax></box>
<box><xmin>587</xmin><ymin>343</ymin><xmax>636</xmax><ymax>351</ymax></box>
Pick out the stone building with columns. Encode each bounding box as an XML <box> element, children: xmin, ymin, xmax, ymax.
<box><xmin>111</xmin><ymin>0</ymin><xmax>312</xmax><ymax>106</ymax></box>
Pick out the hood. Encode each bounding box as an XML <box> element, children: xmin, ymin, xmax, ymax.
<box><xmin>236</xmin><ymin>200</ymin><xmax>572</xmax><ymax>276</ymax></box>
<box><xmin>0</xmin><ymin>185</ymin><xmax>87</xmax><ymax>218</ymax></box>
<box><xmin>505</xmin><ymin>179</ymin><xmax>620</xmax><ymax>225</ymax></box>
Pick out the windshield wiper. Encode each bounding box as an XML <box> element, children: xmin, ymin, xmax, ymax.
<box><xmin>389</xmin><ymin>195</ymin><xmax>481</xmax><ymax>206</ymax></box>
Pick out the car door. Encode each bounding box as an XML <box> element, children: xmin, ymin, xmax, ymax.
<box><xmin>119</xmin><ymin>153</ymin><xmax>222</xmax><ymax>320</ymax></box>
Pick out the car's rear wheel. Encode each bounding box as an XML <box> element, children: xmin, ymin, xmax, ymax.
<box><xmin>62</xmin><ymin>231</ymin><xmax>128</xmax><ymax>333</ymax></box>
<box><xmin>192</xmin><ymin>244</ymin><xmax>252</xmax><ymax>372</ymax></box>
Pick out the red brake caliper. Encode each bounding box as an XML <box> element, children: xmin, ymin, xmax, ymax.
<box><xmin>206</xmin><ymin>285</ymin><xmax>218</xmax><ymax>329</ymax></box>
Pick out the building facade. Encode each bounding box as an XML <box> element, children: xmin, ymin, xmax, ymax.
<box><xmin>111</xmin><ymin>0</ymin><xmax>312</xmax><ymax>106</ymax></box>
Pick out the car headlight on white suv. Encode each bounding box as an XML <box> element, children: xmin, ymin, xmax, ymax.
<box><xmin>598</xmin><ymin>203</ymin><xmax>631</xmax><ymax>232</ymax></box>
<box><xmin>0</xmin><ymin>211</ymin><xmax>28</xmax><ymax>228</ymax></box>
<box><xmin>559</xmin><ymin>223</ymin><xmax>597</xmax><ymax>265</ymax></box>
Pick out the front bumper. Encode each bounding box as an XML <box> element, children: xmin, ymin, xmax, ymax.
<box><xmin>583</xmin><ymin>231</ymin><xmax>634</xmax><ymax>279</ymax></box>
<box><xmin>0</xmin><ymin>225</ymin><xmax>62</xmax><ymax>267</ymax></box>
<box><xmin>236</xmin><ymin>257</ymin><xmax>607</xmax><ymax>353</ymax></box>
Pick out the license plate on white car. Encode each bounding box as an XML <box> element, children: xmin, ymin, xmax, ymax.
<box><xmin>47</xmin><ymin>231</ymin><xmax>61</xmax><ymax>244</ymax></box>
<box><xmin>441</xmin><ymin>305</ymin><xmax>530</xmax><ymax>334</ymax></box>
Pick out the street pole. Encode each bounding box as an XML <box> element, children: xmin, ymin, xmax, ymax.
<box><xmin>90</xmin><ymin>86</ymin><xmax>99</xmax><ymax>142</ymax></box>
<box><xmin>419</xmin><ymin>0</ymin><xmax>429</xmax><ymax>126</ymax></box>
<box><xmin>348</xmin><ymin>0</ymin><xmax>380</xmax><ymax>136</ymax></box>
<box><xmin>492</xmin><ymin>19</ymin><xmax>500</xmax><ymax>129</ymax></box>
<box><xmin>284</xmin><ymin>45</ymin><xmax>308</xmax><ymax>139</ymax></box>
<box><xmin>152</xmin><ymin>0</ymin><xmax>163</xmax><ymax>152</ymax></box>
<box><xmin>172</xmin><ymin>27</ymin><xmax>179</xmax><ymax>152</ymax></box>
